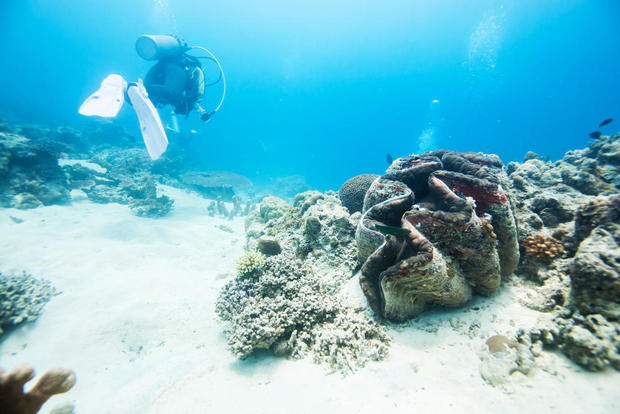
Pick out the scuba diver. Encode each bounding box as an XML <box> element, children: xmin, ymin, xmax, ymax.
<box><xmin>79</xmin><ymin>35</ymin><xmax>226</xmax><ymax>160</ymax></box>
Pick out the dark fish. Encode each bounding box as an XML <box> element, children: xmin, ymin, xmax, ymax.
<box><xmin>374</xmin><ymin>224</ymin><xmax>411</xmax><ymax>237</ymax></box>
<box><xmin>589</xmin><ymin>131</ymin><xmax>602</xmax><ymax>139</ymax></box>
<box><xmin>599</xmin><ymin>118</ymin><xmax>613</xmax><ymax>127</ymax></box>
<box><xmin>386</xmin><ymin>153</ymin><xmax>393</xmax><ymax>165</ymax></box>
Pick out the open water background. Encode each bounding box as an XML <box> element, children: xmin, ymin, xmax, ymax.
<box><xmin>1</xmin><ymin>0</ymin><xmax>619</xmax><ymax>190</ymax></box>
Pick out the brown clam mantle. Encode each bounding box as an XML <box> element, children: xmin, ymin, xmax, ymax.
<box><xmin>356</xmin><ymin>150</ymin><xmax>519</xmax><ymax>322</ymax></box>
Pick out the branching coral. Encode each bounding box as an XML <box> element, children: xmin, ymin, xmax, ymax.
<box><xmin>217</xmin><ymin>252</ymin><xmax>390</xmax><ymax>373</ymax></box>
<box><xmin>521</xmin><ymin>234</ymin><xmax>564</xmax><ymax>261</ymax></box>
<box><xmin>0</xmin><ymin>272</ymin><xmax>56</xmax><ymax>335</ymax></box>
<box><xmin>235</xmin><ymin>250</ymin><xmax>265</xmax><ymax>275</ymax></box>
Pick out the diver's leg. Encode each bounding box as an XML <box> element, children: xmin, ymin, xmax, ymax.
<box><xmin>79</xmin><ymin>74</ymin><xmax>127</xmax><ymax>117</ymax></box>
<box><xmin>126</xmin><ymin>82</ymin><xmax>169</xmax><ymax>160</ymax></box>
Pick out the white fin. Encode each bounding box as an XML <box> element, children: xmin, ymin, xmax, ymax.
<box><xmin>127</xmin><ymin>82</ymin><xmax>168</xmax><ymax>160</ymax></box>
<box><xmin>79</xmin><ymin>74</ymin><xmax>127</xmax><ymax>117</ymax></box>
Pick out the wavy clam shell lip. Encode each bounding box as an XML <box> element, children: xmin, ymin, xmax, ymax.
<box><xmin>356</xmin><ymin>150</ymin><xmax>520</xmax><ymax>321</ymax></box>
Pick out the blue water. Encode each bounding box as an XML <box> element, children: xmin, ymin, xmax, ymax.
<box><xmin>1</xmin><ymin>0</ymin><xmax>619</xmax><ymax>191</ymax></box>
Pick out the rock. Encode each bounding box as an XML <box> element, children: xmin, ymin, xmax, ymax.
<box><xmin>244</xmin><ymin>196</ymin><xmax>291</xmax><ymax>234</ymax></box>
<box><xmin>479</xmin><ymin>337</ymin><xmax>536</xmax><ymax>386</ymax></box>
<box><xmin>570</xmin><ymin>225</ymin><xmax>620</xmax><ymax>310</ymax></box>
<box><xmin>257</xmin><ymin>236</ymin><xmax>281</xmax><ymax>256</ymax></box>
<box><xmin>259</xmin><ymin>196</ymin><xmax>290</xmax><ymax>221</ymax></box>
<box><xmin>0</xmin><ymin>132</ymin><xmax>70</xmax><ymax>208</ymax></box>
<box><xmin>574</xmin><ymin>195</ymin><xmax>620</xmax><ymax>244</ymax></box>
<box><xmin>529</xmin><ymin>196</ymin><xmax>574</xmax><ymax>227</ymax></box>
<box><xmin>50</xmin><ymin>402</ymin><xmax>76</xmax><ymax>414</ymax></box>
<box><xmin>562</xmin><ymin>324</ymin><xmax>614</xmax><ymax>371</ymax></box>
<box><xmin>303</xmin><ymin>216</ymin><xmax>321</xmax><ymax>239</ymax></box>
<box><xmin>83</xmin><ymin>177</ymin><xmax>174</xmax><ymax>218</ymax></box>
<box><xmin>293</xmin><ymin>190</ymin><xmax>323</xmax><ymax>214</ymax></box>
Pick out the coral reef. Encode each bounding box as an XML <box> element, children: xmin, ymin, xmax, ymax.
<box><xmin>0</xmin><ymin>272</ymin><xmax>56</xmax><ymax>335</ymax></box>
<box><xmin>0</xmin><ymin>132</ymin><xmax>70</xmax><ymax>208</ymax></box>
<box><xmin>18</xmin><ymin>121</ymin><xmax>138</xmax><ymax>158</ymax></box>
<box><xmin>216</xmin><ymin>252</ymin><xmax>389</xmax><ymax>374</ymax></box>
<box><xmin>338</xmin><ymin>173</ymin><xmax>379</xmax><ymax>213</ymax></box>
<box><xmin>218</xmin><ymin>191</ymin><xmax>389</xmax><ymax>373</ymax></box>
<box><xmin>82</xmin><ymin>176</ymin><xmax>174</xmax><ymax>218</ymax></box>
<box><xmin>356</xmin><ymin>150</ymin><xmax>519</xmax><ymax>321</ymax></box>
<box><xmin>244</xmin><ymin>196</ymin><xmax>291</xmax><ymax>237</ymax></box>
<box><xmin>0</xmin><ymin>364</ymin><xmax>75</xmax><ymax>414</ymax></box>
<box><xmin>509</xmin><ymin>133</ymin><xmax>620</xmax><ymax>371</ymax></box>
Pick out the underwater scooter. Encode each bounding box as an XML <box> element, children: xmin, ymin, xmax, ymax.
<box><xmin>79</xmin><ymin>35</ymin><xmax>226</xmax><ymax>160</ymax></box>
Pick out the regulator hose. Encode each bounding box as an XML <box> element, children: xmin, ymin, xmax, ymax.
<box><xmin>188</xmin><ymin>46</ymin><xmax>226</xmax><ymax>114</ymax></box>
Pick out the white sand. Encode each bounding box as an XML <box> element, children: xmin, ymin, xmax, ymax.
<box><xmin>1</xmin><ymin>187</ymin><xmax>618</xmax><ymax>414</ymax></box>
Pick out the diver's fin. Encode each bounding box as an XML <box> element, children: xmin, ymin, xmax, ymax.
<box><xmin>165</xmin><ymin>112</ymin><xmax>180</xmax><ymax>133</ymax></box>
<box><xmin>127</xmin><ymin>82</ymin><xmax>168</xmax><ymax>160</ymax></box>
<box><xmin>78</xmin><ymin>74</ymin><xmax>127</xmax><ymax>117</ymax></box>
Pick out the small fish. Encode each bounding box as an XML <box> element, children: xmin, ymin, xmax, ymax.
<box><xmin>599</xmin><ymin>118</ymin><xmax>613</xmax><ymax>127</ymax></box>
<box><xmin>386</xmin><ymin>153</ymin><xmax>393</xmax><ymax>165</ymax></box>
<box><xmin>589</xmin><ymin>131</ymin><xmax>602</xmax><ymax>139</ymax></box>
<box><xmin>374</xmin><ymin>224</ymin><xmax>411</xmax><ymax>237</ymax></box>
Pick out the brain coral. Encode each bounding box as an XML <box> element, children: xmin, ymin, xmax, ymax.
<box><xmin>356</xmin><ymin>150</ymin><xmax>519</xmax><ymax>321</ymax></box>
<box><xmin>339</xmin><ymin>174</ymin><xmax>380</xmax><ymax>214</ymax></box>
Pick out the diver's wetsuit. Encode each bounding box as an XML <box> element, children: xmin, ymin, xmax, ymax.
<box><xmin>144</xmin><ymin>54</ymin><xmax>202</xmax><ymax>115</ymax></box>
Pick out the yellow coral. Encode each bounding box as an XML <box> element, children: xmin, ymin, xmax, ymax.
<box><xmin>236</xmin><ymin>250</ymin><xmax>265</xmax><ymax>275</ymax></box>
<box><xmin>521</xmin><ymin>234</ymin><xmax>564</xmax><ymax>261</ymax></box>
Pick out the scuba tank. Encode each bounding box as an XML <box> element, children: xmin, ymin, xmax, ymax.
<box><xmin>137</xmin><ymin>34</ymin><xmax>226</xmax><ymax>120</ymax></box>
<box><xmin>135</xmin><ymin>35</ymin><xmax>186</xmax><ymax>61</ymax></box>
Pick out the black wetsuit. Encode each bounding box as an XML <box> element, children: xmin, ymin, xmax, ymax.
<box><xmin>144</xmin><ymin>54</ymin><xmax>201</xmax><ymax>115</ymax></box>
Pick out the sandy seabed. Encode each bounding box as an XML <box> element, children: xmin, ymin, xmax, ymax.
<box><xmin>0</xmin><ymin>186</ymin><xmax>618</xmax><ymax>414</ymax></box>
